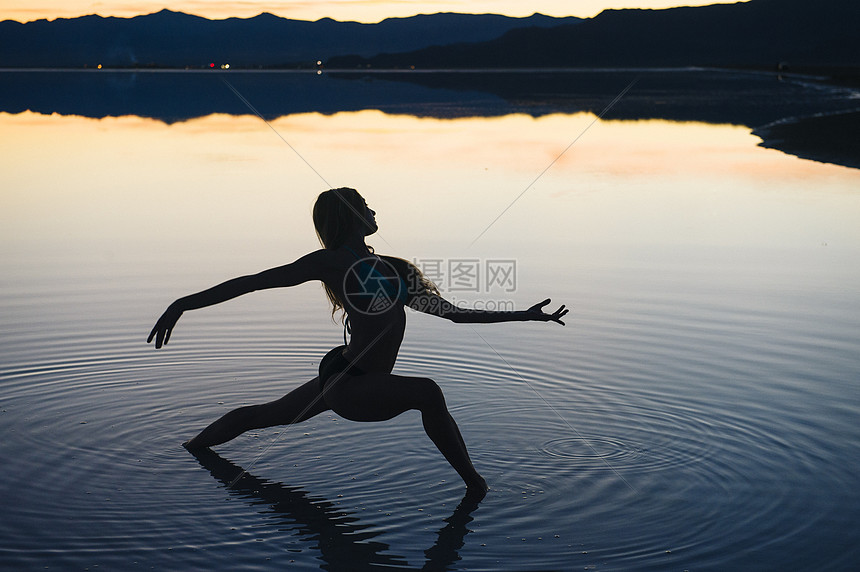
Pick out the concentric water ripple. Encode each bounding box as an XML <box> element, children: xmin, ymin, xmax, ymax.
<box><xmin>5</xmin><ymin>238</ymin><xmax>860</xmax><ymax>570</ymax></box>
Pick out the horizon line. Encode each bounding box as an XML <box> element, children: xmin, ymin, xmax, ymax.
<box><xmin>2</xmin><ymin>9</ymin><xmax>575</xmax><ymax>25</ymax></box>
<box><xmin>0</xmin><ymin>2</ymin><xmax>748</xmax><ymax>26</ymax></box>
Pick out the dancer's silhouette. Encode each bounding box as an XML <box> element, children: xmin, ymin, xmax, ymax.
<box><xmin>150</xmin><ymin>187</ymin><xmax>567</xmax><ymax>494</ymax></box>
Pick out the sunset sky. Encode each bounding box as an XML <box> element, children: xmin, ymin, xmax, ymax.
<box><xmin>1</xmin><ymin>1</ymin><xmax>744</xmax><ymax>23</ymax></box>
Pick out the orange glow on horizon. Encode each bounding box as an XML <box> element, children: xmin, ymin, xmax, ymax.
<box><xmin>0</xmin><ymin>1</ymin><xmax>749</xmax><ymax>24</ymax></box>
<box><xmin>3</xmin><ymin>109</ymin><xmax>858</xmax><ymax>259</ymax></box>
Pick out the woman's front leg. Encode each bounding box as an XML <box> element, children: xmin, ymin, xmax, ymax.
<box><xmin>325</xmin><ymin>373</ymin><xmax>487</xmax><ymax>493</ymax></box>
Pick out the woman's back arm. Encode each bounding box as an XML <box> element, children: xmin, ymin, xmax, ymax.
<box><xmin>178</xmin><ymin>249</ymin><xmax>330</xmax><ymax>311</ymax></box>
<box><xmin>148</xmin><ymin>249</ymin><xmax>332</xmax><ymax>348</ymax></box>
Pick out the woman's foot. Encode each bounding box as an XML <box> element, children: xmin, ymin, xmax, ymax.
<box><xmin>466</xmin><ymin>475</ymin><xmax>489</xmax><ymax>499</ymax></box>
<box><xmin>182</xmin><ymin>438</ymin><xmax>206</xmax><ymax>451</ymax></box>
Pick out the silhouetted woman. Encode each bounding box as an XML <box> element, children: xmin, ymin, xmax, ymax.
<box><xmin>148</xmin><ymin>187</ymin><xmax>567</xmax><ymax>494</ymax></box>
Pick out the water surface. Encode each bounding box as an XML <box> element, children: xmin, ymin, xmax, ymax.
<box><xmin>2</xmin><ymin>71</ymin><xmax>859</xmax><ymax>570</ymax></box>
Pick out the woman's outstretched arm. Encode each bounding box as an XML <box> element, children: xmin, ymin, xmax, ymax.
<box><xmin>147</xmin><ymin>249</ymin><xmax>331</xmax><ymax>348</ymax></box>
<box><xmin>409</xmin><ymin>294</ymin><xmax>568</xmax><ymax>325</ymax></box>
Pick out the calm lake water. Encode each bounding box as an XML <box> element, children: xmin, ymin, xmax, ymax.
<box><xmin>2</xmin><ymin>70</ymin><xmax>859</xmax><ymax>570</ymax></box>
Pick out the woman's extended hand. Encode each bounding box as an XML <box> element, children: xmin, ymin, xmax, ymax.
<box><xmin>147</xmin><ymin>302</ymin><xmax>183</xmax><ymax>348</ymax></box>
<box><xmin>526</xmin><ymin>299</ymin><xmax>568</xmax><ymax>325</ymax></box>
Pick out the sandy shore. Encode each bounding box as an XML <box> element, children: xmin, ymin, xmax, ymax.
<box><xmin>754</xmin><ymin>110</ymin><xmax>860</xmax><ymax>170</ymax></box>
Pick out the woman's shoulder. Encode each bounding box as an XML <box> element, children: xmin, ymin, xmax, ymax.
<box><xmin>290</xmin><ymin>248</ymin><xmax>349</xmax><ymax>279</ymax></box>
<box><xmin>376</xmin><ymin>255</ymin><xmax>439</xmax><ymax>297</ymax></box>
<box><xmin>294</xmin><ymin>248</ymin><xmax>337</xmax><ymax>265</ymax></box>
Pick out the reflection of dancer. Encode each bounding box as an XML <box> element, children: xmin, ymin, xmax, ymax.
<box><xmin>189</xmin><ymin>448</ymin><xmax>410</xmax><ymax>569</ymax></box>
<box><xmin>149</xmin><ymin>187</ymin><xmax>567</xmax><ymax>495</ymax></box>
<box><xmin>189</xmin><ymin>447</ymin><xmax>482</xmax><ymax>570</ymax></box>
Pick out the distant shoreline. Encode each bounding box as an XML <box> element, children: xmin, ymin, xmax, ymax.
<box><xmin>754</xmin><ymin>110</ymin><xmax>860</xmax><ymax>171</ymax></box>
<box><xmin>2</xmin><ymin>64</ymin><xmax>858</xmax><ymax>89</ymax></box>
<box><xmin>2</xmin><ymin>64</ymin><xmax>857</xmax><ymax>75</ymax></box>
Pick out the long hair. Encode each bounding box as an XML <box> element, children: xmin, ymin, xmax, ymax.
<box><xmin>312</xmin><ymin>188</ymin><xmax>438</xmax><ymax>321</ymax></box>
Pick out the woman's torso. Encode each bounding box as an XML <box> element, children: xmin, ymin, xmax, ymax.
<box><xmin>323</xmin><ymin>247</ymin><xmax>408</xmax><ymax>374</ymax></box>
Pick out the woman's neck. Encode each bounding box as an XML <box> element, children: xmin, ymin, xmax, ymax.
<box><xmin>341</xmin><ymin>235</ymin><xmax>369</xmax><ymax>253</ymax></box>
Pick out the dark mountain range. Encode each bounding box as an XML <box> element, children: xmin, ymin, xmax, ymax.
<box><xmin>0</xmin><ymin>10</ymin><xmax>580</xmax><ymax>68</ymax></box>
<box><xmin>328</xmin><ymin>0</ymin><xmax>859</xmax><ymax>69</ymax></box>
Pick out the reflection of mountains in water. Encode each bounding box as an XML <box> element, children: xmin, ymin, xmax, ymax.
<box><xmin>3</xmin><ymin>69</ymin><xmax>857</xmax><ymax>167</ymax></box>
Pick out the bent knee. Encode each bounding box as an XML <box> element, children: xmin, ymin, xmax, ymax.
<box><xmin>414</xmin><ymin>377</ymin><xmax>447</xmax><ymax>411</ymax></box>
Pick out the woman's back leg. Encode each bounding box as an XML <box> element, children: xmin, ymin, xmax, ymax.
<box><xmin>184</xmin><ymin>377</ymin><xmax>330</xmax><ymax>449</ymax></box>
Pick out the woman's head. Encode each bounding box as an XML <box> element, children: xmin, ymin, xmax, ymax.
<box><xmin>313</xmin><ymin>187</ymin><xmax>376</xmax><ymax>249</ymax></box>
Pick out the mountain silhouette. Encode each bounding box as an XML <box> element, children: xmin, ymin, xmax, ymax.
<box><xmin>0</xmin><ymin>10</ymin><xmax>580</xmax><ymax>68</ymax></box>
<box><xmin>327</xmin><ymin>0</ymin><xmax>859</xmax><ymax>69</ymax></box>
